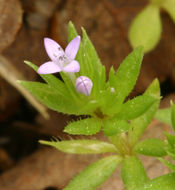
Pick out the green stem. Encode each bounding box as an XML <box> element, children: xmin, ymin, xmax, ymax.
<box><xmin>66</xmin><ymin>72</ymin><xmax>76</xmax><ymax>83</ymax></box>
<box><xmin>109</xmin><ymin>133</ymin><xmax>133</xmax><ymax>157</ymax></box>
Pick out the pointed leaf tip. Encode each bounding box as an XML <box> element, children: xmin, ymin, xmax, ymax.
<box><xmin>112</xmin><ymin>46</ymin><xmax>144</xmax><ymax>103</ymax></box>
<box><xmin>68</xmin><ymin>21</ymin><xmax>78</xmax><ymax>42</ymax></box>
<box><xmin>24</xmin><ymin>60</ymin><xmax>38</xmax><ymax>71</ymax></box>
<box><xmin>39</xmin><ymin>139</ymin><xmax>118</xmax><ymax>154</ymax></box>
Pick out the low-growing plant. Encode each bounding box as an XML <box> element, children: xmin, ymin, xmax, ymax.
<box><xmin>19</xmin><ymin>22</ymin><xmax>175</xmax><ymax>190</ymax></box>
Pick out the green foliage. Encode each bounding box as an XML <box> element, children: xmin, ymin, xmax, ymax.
<box><xmin>164</xmin><ymin>133</ymin><xmax>175</xmax><ymax>148</ymax></box>
<box><xmin>25</xmin><ymin>61</ymin><xmax>72</xmax><ymax>96</ymax></box>
<box><xmin>129</xmin><ymin>5</ymin><xmax>162</xmax><ymax>53</ymax></box>
<box><xmin>22</xmin><ymin>22</ymin><xmax>175</xmax><ymax>189</ymax></box>
<box><xmin>109</xmin><ymin>46</ymin><xmax>143</xmax><ymax>104</ymax></box>
<box><xmin>159</xmin><ymin>158</ymin><xmax>175</xmax><ymax>171</ymax></box>
<box><xmin>68</xmin><ymin>21</ymin><xmax>78</xmax><ymax>42</ymax></box>
<box><xmin>134</xmin><ymin>138</ymin><xmax>167</xmax><ymax>157</ymax></box>
<box><xmin>168</xmin><ymin>150</ymin><xmax>175</xmax><ymax>160</ymax></box>
<box><xmin>19</xmin><ymin>80</ymin><xmax>82</xmax><ymax>115</ymax></box>
<box><xmin>164</xmin><ymin>133</ymin><xmax>175</xmax><ymax>162</ymax></box>
<box><xmin>117</xmin><ymin>94</ymin><xmax>157</xmax><ymax>120</ymax></box>
<box><xmin>102</xmin><ymin>46</ymin><xmax>144</xmax><ymax>116</ymax></box>
<box><xmin>39</xmin><ymin>139</ymin><xmax>118</xmax><ymax>154</ymax></box>
<box><xmin>64</xmin><ymin>118</ymin><xmax>101</xmax><ymax>135</ymax></box>
<box><xmin>155</xmin><ymin>103</ymin><xmax>175</xmax><ymax>175</ymax></box>
<box><xmin>23</xmin><ymin>61</ymin><xmax>90</xmax><ymax>115</ymax></box>
<box><xmin>155</xmin><ymin>108</ymin><xmax>171</xmax><ymax>125</ymax></box>
<box><xmin>63</xmin><ymin>156</ymin><xmax>122</xmax><ymax>190</ymax></box>
<box><xmin>128</xmin><ymin>79</ymin><xmax>160</xmax><ymax>146</ymax></box>
<box><xmin>156</xmin><ymin>102</ymin><xmax>175</xmax><ymax>172</ymax></box>
<box><xmin>103</xmin><ymin>119</ymin><xmax>130</xmax><ymax>136</ymax></box>
<box><xmin>122</xmin><ymin>156</ymin><xmax>149</xmax><ymax>190</ymax></box>
<box><xmin>23</xmin><ymin>26</ymin><xmax>150</xmax><ymax>138</ymax></box>
<box><xmin>171</xmin><ymin>102</ymin><xmax>175</xmax><ymax>131</ymax></box>
<box><xmin>68</xmin><ymin>21</ymin><xmax>106</xmax><ymax>97</ymax></box>
<box><xmin>135</xmin><ymin>173</ymin><xmax>175</xmax><ymax>190</ymax></box>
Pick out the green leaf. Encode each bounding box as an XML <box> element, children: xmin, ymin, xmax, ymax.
<box><xmin>164</xmin><ymin>132</ymin><xmax>175</xmax><ymax>148</ymax></box>
<box><xmin>39</xmin><ymin>139</ymin><xmax>118</xmax><ymax>154</ymax></box>
<box><xmin>68</xmin><ymin>21</ymin><xmax>79</xmax><ymax>42</ymax></box>
<box><xmin>155</xmin><ymin>108</ymin><xmax>171</xmax><ymax>125</ymax></box>
<box><xmin>25</xmin><ymin>61</ymin><xmax>69</xmax><ymax>95</ymax></box>
<box><xmin>23</xmin><ymin>61</ymin><xmax>97</xmax><ymax>114</ymax></box>
<box><xmin>117</xmin><ymin>95</ymin><xmax>157</xmax><ymax>120</ymax></box>
<box><xmin>162</xmin><ymin>0</ymin><xmax>175</xmax><ymax>22</ymax></box>
<box><xmin>128</xmin><ymin>79</ymin><xmax>160</xmax><ymax>146</ymax></box>
<box><xmin>64</xmin><ymin>118</ymin><xmax>101</xmax><ymax>135</ymax></box>
<box><xmin>109</xmin><ymin>47</ymin><xmax>143</xmax><ymax>104</ymax></box>
<box><xmin>26</xmin><ymin>60</ymin><xmax>82</xmax><ymax>107</ymax></box>
<box><xmin>135</xmin><ymin>173</ymin><xmax>175</xmax><ymax>190</ymax></box>
<box><xmin>129</xmin><ymin>4</ymin><xmax>162</xmax><ymax>53</ymax></box>
<box><xmin>134</xmin><ymin>138</ymin><xmax>167</xmax><ymax>157</ymax></box>
<box><xmin>25</xmin><ymin>61</ymin><xmax>91</xmax><ymax>114</ymax></box>
<box><xmin>164</xmin><ymin>133</ymin><xmax>175</xmax><ymax>160</ymax></box>
<box><xmin>108</xmin><ymin>66</ymin><xmax>115</xmax><ymax>86</ymax></box>
<box><xmin>144</xmin><ymin>78</ymin><xmax>160</xmax><ymax>97</ymax></box>
<box><xmin>122</xmin><ymin>156</ymin><xmax>149</xmax><ymax>190</ymax></box>
<box><xmin>103</xmin><ymin>118</ymin><xmax>130</xmax><ymax>136</ymax></box>
<box><xmin>59</xmin><ymin>71</ymin><xmax>83</xmax><ymax>104</ymax></box>
<box><xmin>68</xmin><ymin>22</ymin><xmax>106</xmax><ymax>97</ymax></box>
<box><xmin>100</xmin><ymin>86</ymin><xmax>122</xmax><ymax>115</ymax></box>
<box><xmin>19</xmin><ymin>81</ymin><xmax>81</xmax><ymax>115</ymax></box>
<box><xmin>171</xmin><ymin>102</ymin><xmax>175</xmax><ymax>131</ymax></box>
<box><xmin>104</xmin><ymin>47</ymin><xmax>144</xmax><ymax>115</ymax></box>
<box><xmin>159</xmin><ymin>158</ymin><xmax>175</xmax><ymax>171</ymax></box>
<box><xmin>63</xmin><ymin>155</ymin><xmax>122</xmax><ymax>190</ymax></box>
<box><xmin>167</xmin><ymin>150</ymin><xmax>175</xmax><ymax>160</ymax></box>
<box><xmin>24</xmin><ymin>60</ymin><xmax>38</xmax><ymax>71</ymax></box>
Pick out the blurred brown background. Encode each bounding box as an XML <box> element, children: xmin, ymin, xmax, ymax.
<box><xmin>0</xmin><ymin>0</ymin><xmax>175</xmax><ymax>189</ymax></box>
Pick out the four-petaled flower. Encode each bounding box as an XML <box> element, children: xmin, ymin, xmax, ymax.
<box><xmin>76</xmin><ymin>76</ymin><xmax>93</xmax><ymax>96</ymax></box>
<box><xmin>38</xmin><ymin>36</ymin><xmax>81</xmax><ymax>74</ymax></box>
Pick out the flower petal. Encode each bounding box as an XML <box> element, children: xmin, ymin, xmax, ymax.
<box><xmin>44</xmin><ymin>38</ymin><xmax>64</xmax><ymax>61</ymax></box>
<box><xmin>62</xmin><ymin>60</ymin><xmax>80</xmax><ymax>73</ymax></box>
<box><xmin>37</xmin><ymin>61</ymin><xmax>61</xmax><ymax>74</ymax></box>
<box><xmin>65</xmin><ymin>36</ymin><xmax>81</xmax><ymax>60</ymax></box>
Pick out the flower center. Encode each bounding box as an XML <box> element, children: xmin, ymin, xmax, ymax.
<box><xmin>55</xmin><ymin>54</ymin><xmax>70</xmax><ymax>68</ymax></box>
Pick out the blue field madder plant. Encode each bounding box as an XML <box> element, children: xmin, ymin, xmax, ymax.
<box><xmin>19</xmin><ymin>22</ymin><xmax>175</xmax><ymax>190</ymax></box>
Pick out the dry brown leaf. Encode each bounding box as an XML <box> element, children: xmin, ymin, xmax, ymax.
<box><xmin>0</xmin><ymin>0</ymin><xmax>23</xmax><ymax>53</ymax></box>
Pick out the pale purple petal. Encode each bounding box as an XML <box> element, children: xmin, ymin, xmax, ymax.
<box><xmin>44</xmin><ymin>38</ymin><xmax>64</xmax><ymax>61</ymax></box>
<box><xmin>37</xmin><ymin>61</ymin><xmax>62</xmax><ymax>74</ymax></box>
<box><xmin>65</xmin><ymin>36</ymin><xmax>81</xmax><ymax>60</ymax></box>
<box><xmin>62</xmin><ymin>60</ymin><xmax>80</xmax><ymax>73</ymax></box>
<box><xmin>76</xmin><ymin>76</ymin><xmax>93</xmax><ymax>96</ymax></box>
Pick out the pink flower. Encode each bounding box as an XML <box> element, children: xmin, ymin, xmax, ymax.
<box><xmin>76</xmin><ymin>76</ymin><xmax>93</xmax><ymax>96</ymax></box>
<box><xmin>38</xmin><ymin>36</ymin><xmax>81</xmax><ymax>74</ymax></box>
